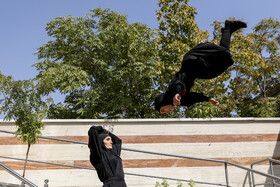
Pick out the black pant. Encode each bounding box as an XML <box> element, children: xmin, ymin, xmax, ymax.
<box><xmin>103</xmin><ymin>177</ymin><xmax>127</xmax><ymax>187</ymax></box>
<box><xmin>220</xmin><ymin>28</ymin><xmax>231</xmax><ymax>50</ymax></box>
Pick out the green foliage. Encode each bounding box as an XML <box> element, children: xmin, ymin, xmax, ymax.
<box><xmin>250</xmin><ymin>18</ymin><xmax>280</xmax><ymax>98</ymax></box>
<box><xmin>34</xmin><ymin>8</ymin><xmax>159</xmax><ymax>118</ymax></box>
<box><xmin>0</xmin><ymin>72</ymin><xmax>50</xmax><ymax>178</ymax></box>
<box><xmin>238</xmin><ymin>97</ymin><xmax>280</xmax><ymax>117</ymax></box>
<box><xmin>0</xmin><ymin>72</ymin><xmax>48</xmax><ymax>144</ymax></box>
<box><xmin>225</xmin><ymin>18</ymin><xmax>280</xmax><ymax>116</ymax></box>
<box><xmin>155</xmin><ymin>0</ymin><xmax>209</xmax><ymax>85</ymax></box>
<box><xmin>155</xmin><ymin>179</ymin><xmax>195</xmax><ymax>187</ymax></box>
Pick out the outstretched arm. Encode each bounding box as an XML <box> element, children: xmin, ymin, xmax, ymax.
<box><xmin>180</xmin><ymin>92</ymin><xmax>212</xmax><ymax>107</ymax></box>
<box><xmin>174</xmin><ymin>93</ymin><xmax>220</xmax><ymax>106</ymax></box>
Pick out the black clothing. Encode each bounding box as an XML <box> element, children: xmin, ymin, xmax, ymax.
<box><xmin>154</xmin><ymin>20</ymin><xmax>247</xmax><ymax>112</ymax></box>
<box><xmin>88</xmin><ymin>126</ymin><xmax>127</xmax><ymax>187</ymax></box>
<box><xmin>220</xmin><ymin>27</ymin><xmax>231</xmax><ymax>50</ymax></box>
<box><xmin>169</xmin><ymin>43</ymin><xmax>233</xmax><ymax>102</ymax></box>
<box><xmin>220</xmin><ymin>20</ymin><xmax>247</xmax><ymax>50</ymax></box>
<box><xmin>155</xmin><ymin>43</ymin><xmax>233</xmax><ymax>111</ymax></box>
<box><xmin>180</xmin><ymin>42</ymin><xmax>233</xmax><ymax>80</ymax></box>
<box><xmin>103</xmin><ymin>177</ymin><xmax>126</xmax><ymax>187</ymax></box>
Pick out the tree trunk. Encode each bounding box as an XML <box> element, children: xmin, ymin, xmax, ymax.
<box><xmin>21</xmin><ymin>142</ymin><xmax>31</xmax><ymax>187</ymax></box>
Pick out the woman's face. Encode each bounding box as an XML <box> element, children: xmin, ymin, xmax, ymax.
<box><xmin>103</xmin><ymin>136</ymin><xmax>113</xmax><ymax>149</ymax></box>
<box><xmin>160</xmin><ymin>105</ymin><xmax>174</xmax><ymax>113</ymax></box>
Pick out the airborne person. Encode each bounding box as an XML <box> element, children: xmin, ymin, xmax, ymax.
<box><xmin>155</xmin><ymin>20</ymin><xmax>247</xmax><ymax>113</ymax></box>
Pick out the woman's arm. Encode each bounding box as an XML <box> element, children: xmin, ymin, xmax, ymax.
<box><xmin>174</xmin><ymin>94</ymin><xmax>220</xmax><ymax>107</ymax></box>
<box><xmin>180</xmin><ymin>92</ymin><xmax>211</xmax><ymax>106</ymax></box>
<box><xmin>88</xmin><ymin>126</ymin><xmax>105</xmax><ymax>163</ymax></box>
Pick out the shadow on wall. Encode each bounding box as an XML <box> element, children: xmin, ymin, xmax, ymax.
<box><xmin>264</xmin><ymin>130</ymin><xmax>280</xmax><ymax>187</ymax></box>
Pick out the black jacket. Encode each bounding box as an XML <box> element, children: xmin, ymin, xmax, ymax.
<box><xmin>88</xmin><ymin>126</ymin><xmax>126</xmax><ymax>187</ymax></box>
<box><xmin>163</xmin><ymin>42</ymin><xmax>234</xmax><ymax>107</ymax></box>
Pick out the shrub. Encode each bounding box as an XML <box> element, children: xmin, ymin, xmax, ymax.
<box><xmin>155</xmin><ymin>179</ymin><xmax>195</xmax><ymax>187</ymax></box>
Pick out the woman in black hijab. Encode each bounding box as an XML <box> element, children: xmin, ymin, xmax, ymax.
<box><xmin>88</xmin><ymin>126</ymin><xmax>127</xmax><ymax>187</ymax></box>
<box><xmin>155</xmin><ymin>20</ymin><xmax>247</xmax><ymax>113</ymax></box>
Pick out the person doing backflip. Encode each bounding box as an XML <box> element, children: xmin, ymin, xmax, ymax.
<box><xmin>154</xmin><ymin>20</ymin><xmax>247</xmax><ymax>113</ymax></box>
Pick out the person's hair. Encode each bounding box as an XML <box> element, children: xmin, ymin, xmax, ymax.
<box><xmin>98</xmin><ymin>133</ymin><xmax>110</xmax><ymax>143</ymax></box>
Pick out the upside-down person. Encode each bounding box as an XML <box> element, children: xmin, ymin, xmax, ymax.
<box><xmin>88</xmin><ymin>126</ymin><xmax>127</xmax><ymax>187</ymax></box>
<box><xmin>155</xmin><ymin>20</ymin><xmax>247</xmax><ymax>114</ymax></box>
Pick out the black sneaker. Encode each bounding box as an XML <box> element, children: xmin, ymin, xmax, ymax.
<box><xmin>225</xmin><ymin>20</ymin><xmax>247</xmax><ymax>33</ymax></box>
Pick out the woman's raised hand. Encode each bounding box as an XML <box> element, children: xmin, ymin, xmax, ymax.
<box><xmin>173</xmin><ymin>94</ymin><xmax>181</xmax><ymax>105</ymax></box>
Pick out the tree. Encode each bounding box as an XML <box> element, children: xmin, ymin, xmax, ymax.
<box><xmin>250</xmin><ymin>18</ymin><xmax>280</xmax><ymax>98</ymax></box>
<box><xmin>235</xmin><ymin>18</ymin><xmax>280</xmax><ymax>117</ymax></box>
<box><xmin>208</xmin><ymin>18</ymin><xmax>280</xmax><ymax>117</ymax></box>
<box><xmin>0</xmin><ymin>72</ymin><xmax>48</xmax><ymax>181</ymax></box>
<box><xmin>34</xmin><ymin>8</ymin><xmax>159</xmax><ymax>119</ymax></box>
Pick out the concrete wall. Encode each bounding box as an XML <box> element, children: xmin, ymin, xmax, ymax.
<box><xmin>0</xmin><ymin>118</ymin><xmax>280</xmax><ymax>187</ymax></box>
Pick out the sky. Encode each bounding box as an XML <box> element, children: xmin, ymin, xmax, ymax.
<box><xmin>0</xmin><ymin>0</ymin><xmax>279</xmax><ymax>113</ymax></box>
